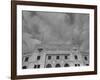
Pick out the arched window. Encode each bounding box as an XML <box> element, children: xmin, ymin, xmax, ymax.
<box><xmin>46</xmin><ymin>64</ymin><xmax>52</xmax><ymax>68</ymax></box>
<box><xmin>78</xmin><ymin>64</ymin><xmax>80</xmax><ymax>66</ymax></box>
<box><xmin>75</xmin><ymin>64</ymin><xmax>80</xmax><ymax>67</ymax></box>
<box><xmin>64</xmin><ymin>63</ymin><xmax>69</xmax><ymax>67</ymax></box>
<box><xmin>86</xmin><ymin>64</ymin><xmax>89</xmax><ymax>66</ymax></box>
<box><xmin>55</xmin><ymin>64</ymin><xmax>61</xmax><ymax>67</ymax></box>
<box><xmin>22</xmin><ymin>66</ymin><xmax>27</xmax><ymax>69</ymax></box>
<box><xmin>75</xmin><ymin>64</ymin><xmax>77</xmax><ymax>66</ymax></box>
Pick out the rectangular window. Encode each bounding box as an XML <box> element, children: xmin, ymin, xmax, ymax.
<box><xmin>65</xmin><ymin>56</ymin><xmax>68</xmax><ymax>59</ymax></box>
<box><xmin>48</xmin><ymin>56</ymin><xmax>51</xmax><ymax>60</ymax></box>
<box><xmin>56</xmin><ymin>56</ymin><xmax>59</xmax><ymax>59</ymax></box>
<box><xmin>74</xmin><ymin>55</ymin><xmax>78</xmax><ymax>60</ymax></box>
<box><xmin>24</xmin><ymin>57</ymin><xmax>29</xmax><ymax>62</ymax></box>
<box><xmin>37</xmin><ymin>56</ymin><xmax>41</xmax><ymax>60</ymax></box>
<box><xmin>34</xmin><ymin>65</ymin><xmax>37</xmax><ymax>68</ymax></box>
<box><xmin>84</xmin><ymin>56</ymin><xmax>88</xmax><ymax>61</ymax></box>
<box><xmin>37</xmin><ymin>65</ymin><xmax>40</xmax><ymax>68</ymax></box>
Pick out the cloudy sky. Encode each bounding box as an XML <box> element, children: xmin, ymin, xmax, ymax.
<box><xmin>22</xmin><ymin>11</ymin><xmax>89</xmax><ymax>53</ymax></box>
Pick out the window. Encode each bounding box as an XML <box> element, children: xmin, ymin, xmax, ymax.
<box><xmin>37</xmin><ymin>56</ymin><xmax>41</xmax><ymax>60</ymax></box>
<box><xmin>37</xmin><ymin>65</ymin><xmax>40</xmax><ymax>68</ymax></box>
<box><xmin>48</xmin><ymin>56</ymin><xmax>51</xmax><ymax>60</ymax></box>
<box><xmin>86</xmin><ymin>64</ymin><xmax>89</xmax><ymax>66</ymax></box>
<box><xmin>46</xmin><ymin>64</ymin><xmax>52</xmax><ymax>68</ymax></box>
<box><xmin>74</xmin><ymin>55</ymin><xmax>78</xmax><ymax>60</ymax></box>
<box><xmin>34</xmin><ymin>65</ymin><xmax>37</xmax><ymax>68</ymax></box>
<box><xmin>65</xmin><ymin>56</ymin><xmax>68</xmax><ymax>59</ymax></box>
<box><xmin>34</xmin><ymin>64</ymin><xmax>40</xmax><ymax>68</ymax></box>
<box><xmin>75</xmin><ymin>64</ymin><xmax>80</xmax><ymax>66</ymax></box>
<box><xmin>64</xmin><ymin>63</ymin><xmax>69</xmax><ymax>67</ymax></box>
<box><xmin>23</xmin><ymin>66</ymin><xmax>27</xmax><ymax>69</ymax></box>
<box><xmin>56</xmin><ymin>56</ymin><xmax>59</xmax><ymax>59</ymax></box>
<box><xmin>78</xmin><ymin>64</ymin><xmax>80</xmax><ymax>66</ymax></box>
<box><xmin>84</xmin><ymin>56</ymin><xmax>88</xmax><ymax>61</ymax></box>
<box><xmin>75</xmin><ymin>64</ymin><xmax>77</xmax><ymax>66</ymax></box>
<box><xmin>55</xmin><ymin>64</ymin><xmax>61</xmax><ymax>67</ymax></box>
<box><xmin>24</xmin><ymin>57</ymin><xmax>29</xmax><ymax>62</ymax></box>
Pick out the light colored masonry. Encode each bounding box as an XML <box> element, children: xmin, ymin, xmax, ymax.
<box><xmin>22</xmin><ymin>44</ymin><xmax>89</xmax><ymax>69</ymax></box>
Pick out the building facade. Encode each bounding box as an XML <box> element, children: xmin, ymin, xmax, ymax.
<box><xmin>22</xmin><ymin>44</ymin><xmax>89</xmax><ymax>69</ymax></box>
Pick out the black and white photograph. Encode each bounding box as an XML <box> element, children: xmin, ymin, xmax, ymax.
<box><xmin>11</xmin><ymin>1</ymin><xmax>97</xmax><ymax>79</ymax></box>
<box><xmin>22</xmin><ymin>11</ymin><xmax>90</xmax><ymax>69</ymax></box>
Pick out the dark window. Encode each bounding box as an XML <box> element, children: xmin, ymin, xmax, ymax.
<box><xmin>48</xmin><ymin>56</ymin><xmax>51</xmax><ymax>60</ymax></box>
<box><xmin>56</xmin><ymin>56</ymin><xmax>59</xmax><ymax>59</ymax></box>
<box><xmin>34</xmin><ymin>65</ymin><xmax>37</xmax><ymax>68</ymax></box>
<box><xmin>78</xmin><ymin>64</ymin><xmax>80</xmax><ymax>66</ymax></box>
<box><xmin>75</xmin><ymin>64</ymin><xmax>80</xmax><ymax>66</ymax></box>
<box><xmin>86</xmin><ymin>64</ymin><xmax>89</xmax><ymax>66</ymax></box>
<box><xmin>46</xmin><ymin>64</ymin><xmax>52</xmax><ymax>68</ymax></box>
<box><xmin>84</xmin><ymin>56</ymin><xmax>88</xmax><ymax>61</ymax></box>
<box><xmin>55</xmin><ymin>64</ymin><xmax>61</xmax><ymax>67</ymax></box>
<box><xmin>37</xmin><ymin>56</ymin><xmax>41</xmax><ymax>60</ymax></box>
<box><xmin>65</xmin><ymin>56</ymin><xmax>68</xmax><ymax>59</ymax></box>
<box><xmin>64</xmin><ymin>63</ymin><xmax>69</xmax><ymax>67</ymax></box>
<box><xmin>23</xmin><ymin>66</ymin><xmax>27</xmax><ymax>69</ymax></box>
<box><xmin>74</xmin><ymin>55</ymin><xmax>78</xmax><ymax>60</ymax></box>
<box><xmin>75</xmin><ymin>64</ymin><xmax>77</xmax><ymax>66</ymax></box>
<box><xmin>37</xmin><ymin>65</ymin><xmax>40</xmax><ymax>68</ymax></box>
<box><xmin>34</xmin><ymin>64</ymin><xmax>40</xmax><ymax>68</ymax></box>
<box><xmin>24</xmin><ymin>57</ymin><xmax>29</xmax><ymax>62</ymax></box>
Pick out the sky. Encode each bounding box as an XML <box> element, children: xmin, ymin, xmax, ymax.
<box><xmin>22</xmin><ymin>11</ymin><xmax>89</xmax><ymax>53</ymax></box>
